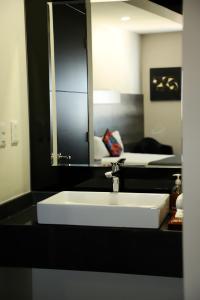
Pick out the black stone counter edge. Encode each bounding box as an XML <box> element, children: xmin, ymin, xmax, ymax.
<box><xmin>0</xmin><ymin>191</ymin><xmax>57</xmax><ymax>222</ymax></box>
<box><xmin>0</xmin><ymin>192</ymin><xmax>183</xmax><ymax>278</ymax></box>
<box><xmin>0</xmin><ymin>193</ymin><xmax>32</xmax><ymax>220</ymax></box>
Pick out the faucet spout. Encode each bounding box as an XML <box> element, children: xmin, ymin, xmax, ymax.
<box><xmin>112</xmin><ymin>176</ymin><xmax>119</xmax><ymax>193</ymax></box>
<box><xmin>105</xmin><ymin>158</ymin><xmax>126</xmax><ymax>192</ymax></box>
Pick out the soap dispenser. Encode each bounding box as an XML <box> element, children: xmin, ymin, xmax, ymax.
<box><xmin>170</xmin><ymin>174</ymin><xmax>182</xmax><ymax>211</ymax></box>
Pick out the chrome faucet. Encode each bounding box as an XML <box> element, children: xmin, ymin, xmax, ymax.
<box><xmin>105</xmin><ymin>158</ymin><xmax>126</xmax><ymax>192</ymax></box>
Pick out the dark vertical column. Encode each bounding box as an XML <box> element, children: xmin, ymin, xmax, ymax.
<box><xmin>53</xmin><ymin>4</ymin><xmax>87</xmax><ymax>93</ymax></box>
<box><xmin>56</xmin><ymin>92</ymin><xmax>88</xmax><ymax>164</ymax></box>
<box><xmin>53</xmin><ymin>3</ymin><xmax>89</xmax><ymax>164</ymax></box>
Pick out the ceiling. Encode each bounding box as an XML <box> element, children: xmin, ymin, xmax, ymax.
<box><xmin>91</xmin><ymin>1</ymin><xmax>183</xmax><ymax>34</ymax></box>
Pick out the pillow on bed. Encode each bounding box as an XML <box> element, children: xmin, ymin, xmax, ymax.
<box><xmin>103</xmin><ymin>129</ymin><xmax>122</xmax><ymax>157</ymax></box>
<box><xmin>94</xmin><ymin>136</ymin><xmax>110</xmax><ymax>160</ymax></box>
<box><xmin>112</xmin><ymin>130</ymin><xmax>124</xmax><ymax>152</ymax></box>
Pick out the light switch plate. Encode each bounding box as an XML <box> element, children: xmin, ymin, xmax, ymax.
<box><xmin>11</xmin><ymin>120</ymin><xmax>19</xmax><ymax>146</ymax></box>
<box><xmin>0</xmin><ymin>122</ymin><xmax>6</xmax><ymax>148</ymax></box>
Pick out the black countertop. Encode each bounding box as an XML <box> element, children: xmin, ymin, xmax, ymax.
<box><xmin>0</xmin><ymin>189</ymin><xmax>182</xmax><ymax>278</ymax></box>
<box><xmin>75</xmin><ymin>178</ymin><xmax>175</xmax><ymax>193</ymax></box>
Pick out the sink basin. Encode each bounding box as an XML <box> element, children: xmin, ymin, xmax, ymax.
<box><xmin>37</xmin><ymin>191</ymin><xmax>169</xmax><ymax>228</ymax></box>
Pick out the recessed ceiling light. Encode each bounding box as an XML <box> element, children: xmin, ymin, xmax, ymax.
<box><xmin>121</xmin><ymin>16</ymin><xmax>131</xmax><ymax>22</ymax></box>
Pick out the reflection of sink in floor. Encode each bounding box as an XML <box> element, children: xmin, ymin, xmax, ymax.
<box><xmin>37</xmin><ymin>191</ymin><xmax>169</xmax><ymax>228</ymax></box>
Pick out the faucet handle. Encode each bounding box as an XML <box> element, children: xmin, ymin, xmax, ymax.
<box><xmin>57</xmin><ymin>153</ymin><xmax>72</xmax><ymax>165</ymax></box>
<box><xmin>105</xmin><ymin>171</ymin><xmax>113</xmax><ymax>178</ymax></box>
<box><xmin>111</xmin><ymin>158</ymin><xmax>126</xmax><ymax>167</ymax></box>
<box><xmin>116</xmin><ymin>158</ymin><xmax>126</xmax><ymax>166</ymax></box>
<box><xmin>111</xmin><ymin>158</ymin><xmax>125</xmax><ymax>173</ymax></box>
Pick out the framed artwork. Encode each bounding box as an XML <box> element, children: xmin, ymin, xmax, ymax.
<box><xmin>150</xmin><ymin>67</ymin><xmax>181</xmax><ymax>101</ymax></box>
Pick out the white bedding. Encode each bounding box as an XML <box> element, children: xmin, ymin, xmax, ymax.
<box><xmin>101</xmin><ymin>152</ymin><xmax>174</xmax><ymax>166</ymax></box>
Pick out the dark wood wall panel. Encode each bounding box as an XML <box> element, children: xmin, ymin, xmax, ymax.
<box><xmin>25</xmin><ymin>0</ymin><xmax>92</xmax><ymax>191</ymax></box>
<box><xmin>57</xmin><ymin>92</ymin><xmax>89</xmax><ymax>164</ymax></box>
<box><xmin>53</xmin><ymin>4</ymin><xmax>87</xmax><ymax>93</ymax></box>
<box><xmin>52</xmin><ymin>3</ymin><xmax>89</xmax><ymax>163</ymax></box>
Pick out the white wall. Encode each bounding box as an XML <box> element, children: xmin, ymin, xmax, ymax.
<box><xmin>183</xmin><ymin>0</ymin><xmax>200</xmax><ymax>299</ymax></box>
<box><xmin>141</xmin><ymin>32</ymin><xmax>182</xmax><ymax>154</ymax></box>
<box><xmin>32</xmin><ymin>269</ymin><xmax>183</xmax><ymax>300</ymax></box>
<box><xmin>0</xmin><ymin>0</ymin><xmax>30</xmax><ymax>203</ymax></box>
<box><xmin>92</xmin><ymin>14</ymin><xmax>141</xmax><ymax>94</ymax></box>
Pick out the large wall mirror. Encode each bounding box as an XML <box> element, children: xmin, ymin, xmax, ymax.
<box><xmin>48</xmin><ymin>0</ymin><xmax>183</xmax><ymax>168</ymax></box>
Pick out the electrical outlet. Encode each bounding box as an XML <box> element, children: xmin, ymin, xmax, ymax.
<box><xmin>0</xmin><ymin>122</ymin><xmax>6</xmax><ymax>148</ymax></box>
<box><xmin>11</xmin><ymin>120</ymin><xmax>19</xmax><ymax>146</ymax></box>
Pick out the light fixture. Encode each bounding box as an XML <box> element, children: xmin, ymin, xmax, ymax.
<box><xmin>121</xmin><ymin>16</ymin><xmax>130</xmax><ymax>22</ymax></box>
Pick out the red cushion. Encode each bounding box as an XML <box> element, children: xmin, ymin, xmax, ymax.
<box><xmin>102</xmin><ymin>129</ymin><xmax>122</xmax><ymax>157</ymax></box>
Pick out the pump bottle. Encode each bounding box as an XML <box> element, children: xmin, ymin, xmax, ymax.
<box><xmin>170</xmin><ymin>174</ymin><xmax>182</xmax><ymax>211</ymax></box>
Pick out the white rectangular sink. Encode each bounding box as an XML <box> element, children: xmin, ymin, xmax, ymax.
<box><xmin>37</xmin><ymin>191</ymin><xmax>169</xmax><ymax>228</ymax></box>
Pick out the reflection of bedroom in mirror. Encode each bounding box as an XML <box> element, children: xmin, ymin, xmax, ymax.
<box><xmin>48</xmin><ymin>0</ymin><xmax>183</xmax><ymax>167</ymax></box>
<box><xmin>91</xmin><ymin>0</ymin><xmax>183</xmax><ymax>167</ymax></box>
